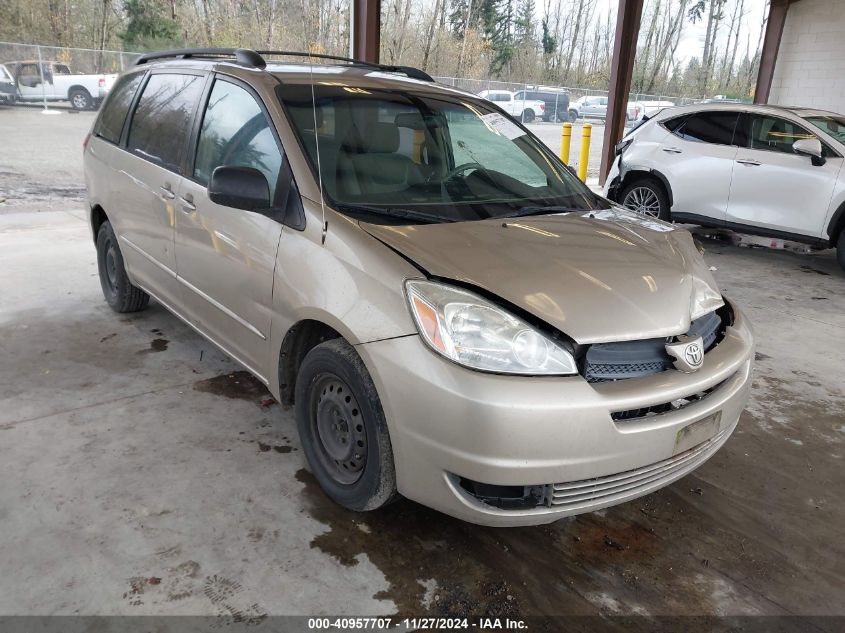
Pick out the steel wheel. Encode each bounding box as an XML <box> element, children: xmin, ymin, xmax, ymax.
<box><xmin>623</xmin><ymin>186</ymin><xmax>662</xmax><ymax>217</ymax></box>
<box><xmin>310</xmin><ymin>373</ymin><xmax>368</xmax><ymax>485</ymax></box>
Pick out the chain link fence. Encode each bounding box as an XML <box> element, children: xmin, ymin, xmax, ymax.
<box><xmin>1</xmin><ymin>41</ymin><xmax>708</xmax><ymax>111</ymax></box>
<box><xmin>0</xmin><ymin>42</ymin><xmax>140</xmax><ymax>74</ymax></box>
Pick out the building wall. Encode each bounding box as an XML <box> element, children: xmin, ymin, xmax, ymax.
<box><xmin>769</xmin><ymin>0</ymin><xmax>845</xmax><ymax>113</ymax></box>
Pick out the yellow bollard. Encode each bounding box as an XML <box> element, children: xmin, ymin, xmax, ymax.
<box><xmin>577</xmin><ymin>123</ymin><xmax>592</xmax><ymax>182</ymax></box>
<box><xmin>560</xmin><ymin>122</ymin><xmax>572</xmax><ymax>164</ymax></box>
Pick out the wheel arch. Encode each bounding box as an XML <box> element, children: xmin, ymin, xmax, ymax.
<box><xmin>277</xmin><ymin>319</ymin><xmax>343</xmax><ymax>405</ymax></box>
<box><xmin>826</xmin><ymin>199</ymin><xmax>845</xmax><ymax>247</ymax></box>
<box><xmin>616</xmin><ymin>167</ymin><xmax>674</xmax><ymax>209</ymax></box>
<box><xmin>90</xmin><ymin>204</ymin><xmax>107</xmax><ymax>242</ymax></box>
<box><xmin>68</xmin><ymin>84</ymin><xmax>91</xmax><ymax>96</ymax></box>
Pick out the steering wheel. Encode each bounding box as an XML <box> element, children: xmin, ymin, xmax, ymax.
<box><xmin>445</xmin><ymin>162</ymin><xmax>487</xmax><ymax>181</ymax></box>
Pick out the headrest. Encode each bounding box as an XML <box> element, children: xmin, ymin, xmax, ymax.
<box><xmin>345</xmin><ymin>122</ymin><xmax>400</xmax><ymax>153</ymax></box>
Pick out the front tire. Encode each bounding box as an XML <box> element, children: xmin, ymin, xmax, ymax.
<box><xmin>295</xmin><ymin>339</ymin><xmax>398</xmax><ymax>511</ymax></box>
<box><xmin>521</xmin><ymin>109</ymin><xmax>535</xmax><ymax>123</ymax></box>
<box><xmin>69</xmin><ymin>88</ymin><xmax>92</xmax><ymax>110</ymax></box>
<box><xmin>620</xmin><ymin>177</ymin><xmax>670</xmax><ymax>221</ymax></box>
<box><xmin>837</xmin><ymin>231</ymin><xmax>845</xmax><ymax>272</ymax></box>
<box><xmin>96</xmin><ymin>220</ymin><xmax>150</xmax><ymax>312</ymax></box>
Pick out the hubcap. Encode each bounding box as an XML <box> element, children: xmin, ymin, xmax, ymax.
<box><xmin>73</xmin><ymin>94</ymin><xmax>86</xmax><ymax>108</ymax></box>
<box><xmin>623</xmin><ymin>186</ymin><xmax>661</xmax><ymax>217</ymax></box>
<box><xmin>312</xmin><ymin>374</ymin><xmax>367</xmax><ymax>484</ymax></box>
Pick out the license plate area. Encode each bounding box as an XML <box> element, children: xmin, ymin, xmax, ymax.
<box><xmin>674</xmin><ymin>411</ymin><xmax>722</xmax><ymax>455</ymax></box>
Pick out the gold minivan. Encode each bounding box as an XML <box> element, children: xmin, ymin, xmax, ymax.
<box><xmin>83</xmin><ymin>49</ymin><xmax>754</xmax><ymax>526</ymax></box>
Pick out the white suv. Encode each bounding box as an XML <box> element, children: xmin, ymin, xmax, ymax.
<box><xmin>478</xmin><ymin>89</ymin><xmax>545</xmax><ymax>123</ymax></box>
<box><xmin>604</xmin><ymin>103</ymin><xmax>845</xmax><ymax>271</ymax></box>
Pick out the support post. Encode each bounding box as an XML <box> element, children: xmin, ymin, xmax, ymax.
<box><xmin>352</xmin><ymin>0</ymin><xmax>380</xmax><ymax>63</ymax></box>
<box><xmin>560</xmin><ymin>122</ymin><xmax>572</xmax><ymax>164</ymax></box>
<box><xmin>754</xmin><ymin>0</ymin><xmax>792</xmax><ymax>105</ymax></box>
<box><xmin>599</xmin><ymin>0</ymin><xmax>644</xmax><ymax>186</ymax></box>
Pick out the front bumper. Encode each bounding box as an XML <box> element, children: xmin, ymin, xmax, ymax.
<box><xmin>357</xmin><ymin>301</ymin><xmax>754</xmax><ymax>526</ymax></box>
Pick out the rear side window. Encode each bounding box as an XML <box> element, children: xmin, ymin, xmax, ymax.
<box><xmin>127</xmin><ymin>73</ymin><xmax>205</xmax><ymax>171</ymax></box>
<box><xmin>673</xmin><ymin>111</ymin><xmax>738</xmax><ymax>145</ymax></box>
<box><xmin>193</xmin><ymin>80</ymin><xmax>283</xmax><ymax>198</ymax></box>
<box><xmin>662</xmin><ymin>115</ymin><xmax>687</xmax><ymax>132</ymax></box>
<box><xmin>95</xmin><ymin>72</ymin><xmax>144</xmax><ymax>144</ymax></box>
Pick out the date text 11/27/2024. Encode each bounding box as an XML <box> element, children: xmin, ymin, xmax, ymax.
<box><xmin>307</xmin><ymin>617</ymin><xmax>528</xmax><ymax>630</ymax></box>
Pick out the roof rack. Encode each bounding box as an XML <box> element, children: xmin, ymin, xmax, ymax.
<box><xmin>255</xmin><ymin>50</ymin><xmax>434</xmax><ymax>82</ymax></box>
<box><xmin>135</xmin><ymin>48</ymin><xmax>266</xmax><ymax>69</ymax></box>
<box><xmin>133</xmin><ymin>47</ymin><xmax>434</xmax><ymax>82</ymax></box>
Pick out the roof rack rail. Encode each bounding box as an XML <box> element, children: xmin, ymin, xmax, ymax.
<box><xmin>133</xmin><ymin>47</ymin><xmax>434</xmax><ymax>82</ymax></box>
<box><xmin>134</xmin><ymin>48</ymin><xmax>266</xmax><ymax>69</ymax></box>
<box><xmin>255</xmin><ymin>50</ymin><xmax>434</xmax><ymax>82</ymax></box>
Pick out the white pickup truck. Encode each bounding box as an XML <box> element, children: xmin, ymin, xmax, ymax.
<box><xmin>4</xmin><ymin>60</ymin><xmax>117</xmax><ymax>110</ymax></box>
<box><xmin>478</xmin><ymin>90</ymin><xmax>546</xmax><ymax>123</ymax></box>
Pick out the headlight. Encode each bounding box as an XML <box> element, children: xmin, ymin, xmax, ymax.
<box><xmin>405</xmin><ymin>280</ymin><xmax>578</xmax><ymax>375</ymax></box>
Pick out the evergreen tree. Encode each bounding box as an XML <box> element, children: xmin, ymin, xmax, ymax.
<box><xmin>119</xmin><ymin>0</ymin><xmax>179</xmax><ymax>50</ymax></box>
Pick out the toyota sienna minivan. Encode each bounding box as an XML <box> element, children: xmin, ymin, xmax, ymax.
<box><xmin>83</xmin><ymin>48</ymin><xmax>754</xmax><ymax>526</ymax></box>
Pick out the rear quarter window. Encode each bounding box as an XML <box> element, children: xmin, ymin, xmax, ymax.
<box><xmin>95</xmin><ymin>72</ymin><xmax>144</xmax><ymax>144</ymax></box>
<box><xmin>127</xmin><ymin>73</ymin><xmax>205</xmax><ymax>171</ymax></box>
<box><xmin>672</xmin><ymin>111</ymin><xmax>738</xmax><ymax>145</ymax></box>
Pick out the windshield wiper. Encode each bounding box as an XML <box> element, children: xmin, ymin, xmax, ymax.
<box><xmin>337</xmin><ymin>203</ymin><xmax>457</xmax><ymax>224</ymax></box>
<box><xmin>497</xmin><ymin>206</ymin><xmax>584</xmax><ymax>219</ymax></box>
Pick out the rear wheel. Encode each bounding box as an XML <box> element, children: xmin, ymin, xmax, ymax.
<box><xmin>568</xmin><ymin>109</ymin><xmax>578</xmax><ymax>122</ymax></box>
<box><xmin>69</xmin><ymin>88</ymin><xmax>92</xmax><ymax>110</ymax></box>
<box><xmin>295</xmin><ymin>339</ymin><xmax>398</xmax><ymax>511</ymax></box>
<box><xmin>837</xmin><ymin>231</ymin><xmax>845</xmax><ymax>272</ymax></box>
<box><xmin>96</xmin><ymin>220</ymin><xmax>150</xmax><ymax>312</ymax></box>
<box><xmin>521</xmin><ymin>109</ymin><xmax>535</xmax><ymax>123</ymax></box>
<box><xmin>620</xmin><ymin>177</ymin><xmax>670</xmax><ymax>221</ymax></box>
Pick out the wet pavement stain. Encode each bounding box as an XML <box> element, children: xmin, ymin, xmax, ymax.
<box><xmin>137</xmin><ymin>338</ymin><xmax>169</xmax><ymax>354</ymax></box>
<box><xmin>193</xmin><ymin>371</ymin><xmax>271</xmax><ymax>402</ymax></box>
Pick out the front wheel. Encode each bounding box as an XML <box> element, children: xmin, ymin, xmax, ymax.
<box><xmin>295</xmin><ymin>339</ymin><xmax>398</xmax><ymax>511</ymax></box>
<box><xmin>521</xmin><ymin>109</ymin><xmax>535</xmax><ymax>123</ymax></box>
<box><xmin>620</xmin><ymin>177</ymin><xmax>670</xmax><ymax>221</ymax></box>
<box><xmin>837</xmin><ymin>231</ymin><xmax>845</xmax><ymax>273</ymax></box>
<box><xmin>69</xmin><ymin>88</ymin><xmax>92</xmax><ymax>110</ymax></box>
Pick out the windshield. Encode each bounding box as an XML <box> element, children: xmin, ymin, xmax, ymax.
<box><xmin>0</xmin><ymin>65</ymin><xmax>10</xmax><ymax>82</ymax></box>
<box><xmin>804</xmin><ymin>114</ymin><xmax>845</xmax><ymax>144</ymax></box>
<box><xmin>278</xmin><ymin>84</ymin><xmax>605</xmax><ymax>223</ymax></box>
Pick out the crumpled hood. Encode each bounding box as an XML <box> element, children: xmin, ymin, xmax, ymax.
<box><xmin>361</xmin><ymin>208</ymin><xmax>724</xmax><ymax>343</ymax></box>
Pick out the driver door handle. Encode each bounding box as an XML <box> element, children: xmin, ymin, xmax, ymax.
<box><xmin>178</xmin><ymin>193</ymin><xmax>196</xmax><ymax>213</ymax></box>
<box><xmin>662</xmin><ymin>147</ymin><xmax>682</xmax><ymax>154</ymax></box>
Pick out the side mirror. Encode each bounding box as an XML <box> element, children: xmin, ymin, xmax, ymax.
<box><xmin>793</xmin><ymin>137</ymin><xmax>825</xmax><ymax>166</ymax></box>
<box><xmin>209</xmin><ymin>166</ymin><xmax>270</xmax><ymax>211</ymax></box>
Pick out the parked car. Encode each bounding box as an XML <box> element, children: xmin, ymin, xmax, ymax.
<box><xmin>569</xmin><ymin>95</ymin><xmax>608</xmax><ymax>121</ymax></box>
<box><xmin>627</xmin><ymin>100</ymin><xmax>675</xmax><ymax>122</ymax></box>
<box><xmin>4</xmin><ymin>60</ymin><xmax>116</xmax><ymax>109</ymax></box>
<box><xmin>0</xmin><ymin>64</ymin><xmax>15</xmax><ymax>105</ymax></box>
<box><xmin>604</xmin><ymin>103</ymin><xmax>845</xmax><ymax>271</ymax></box>
<box><xmin>478</xmin><ymin>89</ymin><xmax>546</xmax><ymax>122</ymax></box>
<box><xmin>513</xmin><ymin>88</ymin><xmax>570</xmax><ymax>122</ymax></box>
<box><xmin>84</xmin><ymin>48</ymin><xmax>753</xmax><ymax>526</ymax></box>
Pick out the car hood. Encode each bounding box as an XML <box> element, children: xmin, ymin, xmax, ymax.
<box><xmin>361</xmin><ymin>208</ymin><xmax>724</xmax><ymax>344</ymax></box>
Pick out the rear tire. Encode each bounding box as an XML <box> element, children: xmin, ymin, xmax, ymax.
<box><xmin>837</xmin><ymin>231</ymin><xmax>845</xmax><ymax>272</ymax></box>
<box><xmin>96</xmin><ymin>220</ymin><xmax>150</xmax><ymax>313</ymax></box>
<box><xmin>295</xmin><ymin>339</ymin><xmax>398</xmax><ymax>512</ymax></box>
<box><xmin>69</xmin><ymin>88</ymin><xmax>92</xmax><ymax>110</ymax></box>
<box><xmin>619</xmin><ymin>177</ymin><xmax>670</xmax><ymax>221</ymax></box>
<box><xmin>521</xmin><ymin>109</ymin><xmax>535</xmax><ymax>123</ymax></box>
<box><xmin>568</xmin><ymin>109</ymin><xmax>578</xmax><ymax>122</ymax></box>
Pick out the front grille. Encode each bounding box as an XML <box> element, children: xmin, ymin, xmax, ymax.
<box><xmin>584</xmin><ymin>310</ymin><xmax>723</xmax><ymax>383</ymax></box>
<box><xmin>547</xmin><ymin>425</ymin><xmax>731</xmax><ymax>508</ymax></box>
<box><xmin>611</xmin><ymin>380</ymin><xmax>725</xmax><ymax>421</ymax></box>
